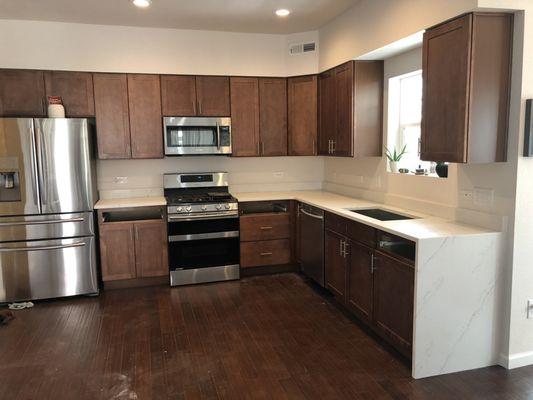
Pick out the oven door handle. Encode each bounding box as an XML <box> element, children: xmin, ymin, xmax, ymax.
<box><xmin>216</xmin><ymin>121</ymin><xmax>221</xmax><ymax>149</ymax></box>
<box><xmin>168</xmin><ymin>212</ymin><xmax>238</xmax><ymax>222</ymax></box>
<box><xmin>169</xmin><ymin>231</ymin><xmax>239</xmax><ymax>242</ymax></box>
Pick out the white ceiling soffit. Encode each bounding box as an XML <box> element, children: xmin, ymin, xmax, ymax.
<box><xmin>357</xmin><ymin>31</ymin><xmax>424</xmax><ymax>60</ymax></box>
<box><xmin>0</xmin><ymin>0</ymin><xmax>361</xmax><ymax>34</ymax></box>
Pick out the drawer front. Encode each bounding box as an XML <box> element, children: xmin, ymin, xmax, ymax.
<box><xmin>325</xmin><ymin>212</ymin><xmax>348</xmax><ymax>236</ymax></box>
<box><xmin>240</xmin><ymin>239</ymin><xmax>291</xmax><ymax>268</ymax></box>
<box><xmin>346</xmin><ymin>219</ymin><xmax>376</xmax><ymax>247</ymax></box>
<box><xmin>240</xmin><ymin>213</ymin><xmax>290</xmax><ymax>242</ymax></box>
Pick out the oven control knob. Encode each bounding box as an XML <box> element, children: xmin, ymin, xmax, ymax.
<box><xmin>185</xmin><ymin>206</ymin><xmax>192</xmax><ymax>212</ymax></box>
<box><xmin>224</xmin><ymin>204</ymin><xmax>231</xmax><ymax>210</ymax></box>
<box><xmin>177</xmin><ymin>206</ymin><xmax>183</xmax><ymax>212</ymax></box>
<box><xmin>215</xmin><ymin>204</ymin><xmax>222</xmax><ymax>210</ymax></box>
<box><xmin>201</xmin><ymin>205</ymin><xmax>207</xmax><ymax>211</ymax></box>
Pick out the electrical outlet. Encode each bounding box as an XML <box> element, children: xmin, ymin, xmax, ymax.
<box><xmin>273</xmin><ymin>172</ymin><xmax>284</xmax><ymax>179</ymax></box>
<box><xmin>114</xmin><ymin>176</ymin><xmax>128</xmax><ymax>184</ymax></box>
<box><xmin>528</xmin><ymin>299</ymin><xmax>533</xmax><ymax>319</ymax></box>
<box><xmin>459</xmin><ymin>190</ymin><xmax>473</xmax><ymax>201</ymax></box>
<box><xmin>474</xmin><ymin>188</ymin><xmax>494</xmax><ymax>207</ymax></box>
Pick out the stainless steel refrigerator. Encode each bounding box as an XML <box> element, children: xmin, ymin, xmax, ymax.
<box><xmin>0</xmin><ymin>118</ymin><xmax>98</xmax><ymax>303</ymax></box>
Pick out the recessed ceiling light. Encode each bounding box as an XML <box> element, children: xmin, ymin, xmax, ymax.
<box><xmin>275</xmin><ymin>9</ymin><xmax>290</xmax><ymax>17</ymax></box>
<box><xmin>132</xmin><ymin>0</ymin><xmax>151</xmax><ymax>8</ymax></box>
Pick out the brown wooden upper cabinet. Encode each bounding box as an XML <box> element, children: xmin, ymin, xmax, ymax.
<box><xmin>44</xmin><ymin>71</ymin><xmax>95</xmax><ymax>117</ymax></box>
<box><xmin>421</xmin><ymin>12</ymin><xmax>513</xmax><ymax>163</ymax></box>
<box><xmin>161</xmin><ymin>75</ymin><xmax>230</xmax><ymax>117</ymax></box>
<box><xmin>230</xmin><ymin>77</ymin><xmax>260</xmax><ymax>157</ymax></box>
<box><xmin>127</xmin><ymin>74</ymin><xmax>163</xmax><ymax>159</ymax></box>
<box><xmin>94</xmin><ymin>73</ymin><xmax>163</xmax><ymax>159</ymax></box>
<box><xmin>259</xmin><ymin>78</ymin><xmax>287</xmax><ymax>156</ymax></box>
<box><xmin>318</xmin><ymin>61</ymin><xmax>383</xmax><ymax>157</ymax></box>
<box><xmin>93</xmin><ymin>73</ymin><xmax>131</xmax><ymax>159</ymax></box>
<box><xmin>196</xmin><ymin>76</ymin><xmax>230</xmax><ymax>116</ymax></box>
<box><xmin>0</xmin><ymin>70</ymin><xmax>46</xmax><ymax>117</ymax></box>
<box><xmin>288</xmin><ymin>75</ymin><xmax>318</xmax><ymax>156</ymax></box>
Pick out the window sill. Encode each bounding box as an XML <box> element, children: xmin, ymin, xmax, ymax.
<box><xmin>387</xmin><ymin>171</ymin><xmax>446</xmax><ymax>179</ymax></box>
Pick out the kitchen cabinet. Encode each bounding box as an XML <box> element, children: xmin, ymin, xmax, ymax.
<box><xmin>196</xmin><ymin>76</ymin><xmax>230</xmax><ymax>116</ymax></box>
<box><xmin>98</xmin><ymin>207</ymin><xmax>168</xmax><ymax>282</ymax></box>
<box><xmin>0</xmin><ymin>70</ymin><xmax>46</xmax><ymax>117</ymax></box>
<box><xmin>127</xmin><ymin>74</ymin><xmax>163</xmax><ymax>159</ymax></box>
<box><xmin>318</xmin><ymin>61</ymin><xmax>383</xmax><ymax>157</ymax></box>
<box><xmin>93</xmin><ymin>73</ymin><xmax>131</xmax><ymax>159</ymax></box>
<box><xmin>288</xmin><ymin>75</ymin><xmax>318</xmax><ymax>156</ymax></box>
<box><xmin>259</xmin><ymin>78</ymin><xmax>287</xmax><ymax>156</ymax></box>
<box><xmin>373</xmin><ymin>250</ymin><xmax>414</xmax><ymax>357</ymax></box>
<box><xmin>99</xmin><ymin>222</ymin><xmax>137</xmax><ymax>281</ymax></box>
<box><xmin>230</xmin><ymin>77</ymin><xmax>260</xmax><ymax>157</ymax></box>
<box><xmin>324</xmin><ymin>211</ymin><xmax>414</xmax><ymax>357</ymax></box>
<box><xmin>44</xmin><ymin>71</ymin><xmax>94</xmax><ymax>117</ymax></box>
<box><xmin>346</xmin><ymin>240</ymin><xmax>374</xmax><ymax>323</ymax></box>
<box><xmin>421</xmin><ymin>12</ymin><xmax>513</xmax><ymax>163</ymax></box>
<box><xmin>239</xmin><ymin>201</ymin><xmax>294</xmax><ymax>270</ymax></box>
<box><xmin>325</xmin><ymin>229</ymin><xmax>347</xmax><ymax>301</ymax></box>
<box><xmin>161</xmin><ymin>75</ymin><xmax>197</xmax><ymax>116</ymax></box>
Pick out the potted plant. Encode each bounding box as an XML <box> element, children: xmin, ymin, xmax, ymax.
<box><xmin>385</xmin><ymin>145</ymin><xmax>407</xmax><ymax>173</ymax></box>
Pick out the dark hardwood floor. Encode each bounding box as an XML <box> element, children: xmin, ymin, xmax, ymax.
<box><xmin>1</xmin><ymin>273</ymin><xmax>532</xmax><ymax>400</ymax></box>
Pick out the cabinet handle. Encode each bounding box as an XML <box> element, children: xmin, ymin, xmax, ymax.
<box><xmin>260</xmin><ymin>226</ymin><xmax>273</xmax><ymax>230</ymax></box>
<box><xmin>261</xmin><ymin>142</ymin><xmax>265</xmax><ymax>155</ymax></box>
<box><xmin>339</xmin><ymin>239</ymin><xmax>343</xmax><ymax>256</ymax></box>
<box><xmin>198</xmin><ymin>100</ymin><xmax>202</xmax><ymax>115</ymax></box>
<box><xmin>344</xmin><ymin>241</ymin><xmax>349</xmax><ymax>258</ymax></box>
<box><xmin>260</xmin><ymin>252</ymin><xmax>273</xmax><ymax>256</ymax></box>
<box><xmin>313</xmin><ymin>139</ymin><xmax>316</xmax><ymax>155</ymax></box>
<box><xmin>257</xmin><ymin>141</ymin><xmax>260</xmax><ymax>155</ymax></box>
<box><xmin>332</xmin><ymin>140</ymin><xmax>336</xmax><ymax>154</ymax></box>
<box><xmin>328</xmin><ymin>140</ymin><xmax>332</xmax><ymax>154</ymax></box>
<box><xmin>371</xmin><ymin>255</ymin><xmax>377</xmax><ymax>273</ymax></box>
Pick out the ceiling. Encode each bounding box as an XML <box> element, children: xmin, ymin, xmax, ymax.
<box><xmin>0</xmin><ymin>0</ymin><xmax>360</xmax><ymax>34</ymax></box>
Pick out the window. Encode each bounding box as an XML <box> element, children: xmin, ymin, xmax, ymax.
<box><xmin>387</xmin><ymin>70</ymin><xmax>436</xmax><ymax>175</ymax></box>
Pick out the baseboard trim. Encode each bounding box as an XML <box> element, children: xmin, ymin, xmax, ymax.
<box><xmin>500</xmin><ymin>351</ymin><xmax>533</xmax><ymax>369</ymax></box>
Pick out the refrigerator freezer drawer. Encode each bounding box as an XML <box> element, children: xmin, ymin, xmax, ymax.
<box><xmin>0</xmin><ymin>236</ymin><xmax>98</xmax><ymax>303</ymax></box>
<box><xmin>0</xmin><ymin>212</ymin><xmax>94</xmax><ymax>242</ymax></box>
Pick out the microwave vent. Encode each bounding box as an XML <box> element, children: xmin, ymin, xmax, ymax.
<box><xmin>290</xmin><ymin>42</ymin><xmax>316</xmax><ymax>55</ymax></box>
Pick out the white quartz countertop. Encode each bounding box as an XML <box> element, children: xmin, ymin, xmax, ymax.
<box><xmin>94</xmin><ymin>196</ymin><xmax>167</xmax><ymax>210</ymax></box>
<box><xmin>233</xmin><ymin>190</ymin><xmax>497</xmax><ymax>242</ymax></box>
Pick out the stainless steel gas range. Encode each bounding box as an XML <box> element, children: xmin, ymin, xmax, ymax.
<box><xmin>164</xmin><ymin>172</ymin><xmax>240</xmax><ymax>286</ymax></box>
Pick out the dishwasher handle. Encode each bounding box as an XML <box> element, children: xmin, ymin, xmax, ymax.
<box><xmin>299</xmin><ymin>207</ymin><xmax>324</xmax><ymax>220</ymax></box>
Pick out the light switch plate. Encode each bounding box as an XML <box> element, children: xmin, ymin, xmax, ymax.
<box><xmin>459</xmin><ymin>190</ymin><xmax>473</xmax><ymax>201</ymax></box>
<box><xmin>114</xmin><ymin>176</ymin><xmax>128</xmax><ymax>184</ymax></box>
<box><xmin>528</xmin><ymin>299</ymin><xmax>533</xmax><ymax>319</ymax></box>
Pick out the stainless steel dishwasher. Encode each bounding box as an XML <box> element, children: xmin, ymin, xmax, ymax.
<box><xmin>298</xmin><ymin>203</ymin><xmax>325</xmax><ymax>286</ymax></box>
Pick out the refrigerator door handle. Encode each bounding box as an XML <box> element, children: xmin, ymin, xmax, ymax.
<box><xmin>0</xmin><ymin>241</ymin><xmax>86</xmax><ymax>253</ymax></box>
<box><xmin>0</xmin><ymin>217</ymin><xmax>85</xmax><ymax>227</ymax></box>
<box><xmin>34</xmin><ymin>120</ymin><xmax>47</xmax><ymax>208</ymax></box>
<box><xmin>29</xmin><ymin>119</ymin><xmax>42</xmax><ymax>213</ymax></box>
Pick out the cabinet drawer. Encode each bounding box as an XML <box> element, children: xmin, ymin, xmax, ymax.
<box><xmin>240</xmin><ymin>213</ymin><xmax>290</xmax><ymax>241</ymax></box>
<box><xmin>325</xmin><ymin>212</ymin><xmax>348</xmax><ymax>236</ymax></box>
<box><xmin>346</xmin><ymin>219</ymin><xmax>376</xmax><ymax>247</ymax></box>
<box><xmin>240</xmin><ymin>239</ymin><xmax>291</xmax><ymax>268</ymax></box>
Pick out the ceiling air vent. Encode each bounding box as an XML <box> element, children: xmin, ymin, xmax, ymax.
<box><xmin>289</xmin><ymin>42</ymin><xmax>316</xmax><ymax>55</ymax></box>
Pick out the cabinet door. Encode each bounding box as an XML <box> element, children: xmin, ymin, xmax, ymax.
<box><xmin>346</xmin><ymin>240</ymin><xmax>374</xmax><ymax>323</ymax></box>
<box><xmin>100</xmin><ymin>223</ymin><xmax>136</xmax><ymax>281</ymax></box>
<box><xmin>421</xmin><ymin>14</ymin><xmax>472</xmax><ymax>163</ymax></box>
<box><xmin>373</xmin><ymin>251</ymin><xmax>414</xmax><ymax>357</ymax></box>
<box><xmin>288</xmin><ymin>75</ymin><xmax>317</xmax><ymax>156</ymax></box>
<box><xmin>196</xmin><ymin>76</ymin><xmax>230</xmax><ymax>116</ymax></box>
<box><xmin>335</xmin><ymin>62</ymin><xmax>354</xmax><ymax>157</ymax></box>
<box><xmin>93</xmin><ymin>73</ymin><xmax>131</xmax><ymax>159</ymax></box>
<box><xmin>325</xmin><ymin>230</ymin><xmax>347</xmax><ymax>301</ymax></box>
<box><xmin>127</xmin><ymin>74</ymin><xmax>163</xmax><ymax>159</ymax></box>
<box><xmin>230</xmin><ymin>77</ymin><xmax>260</xmax><ymax>157</ymax></box>
<box><xmin>161</xmin><ymin>75</ymin><xmax>197</xmax><ymax>116</ymax></box>
<box><xmin>259</xmin><ymin>78</ymin><xmax>287</xmax><ymax>156</ymax></box>
<box><xmin>0</xmin><ymin>70</ymin><xmax>46</xmax><ymax>116</ymax></box>
<box><xmin>318</xmin><ymin>70</ymin><xmax>337</xmax><ymax>155</ymax></box>
<box><xmin>44</xmin><ymin>71</ymin><xmax>94</xmax><ymax>117</ymax></box>
<box><xmin>134</xmin><ymin>220</ymin><xmax>168</xmax><ymax>278</ymax></box>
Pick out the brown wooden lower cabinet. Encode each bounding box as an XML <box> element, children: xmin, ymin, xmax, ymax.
<box><xmin>324</xmin><ymin>212</ymin><xmax>414</xmax><ymax>358</ymax></box>
<box><xmin>240</xmin><ymin>239</ymin><xmax>291</xmax><ymax>267</ymax></box>
<box><xmin>325</xmin><ymin>229</ymin><xmax>347</xmax><ymax>301</ymax></box>
<box><xmin>373</xmin><ymin>250</ymin><xmax>414</xmax><ymax>357</ymax></box>
<box><xmin>98</xmin><ymin>207</ymin><xmax>168</xmax><ymax>282</ymax></box>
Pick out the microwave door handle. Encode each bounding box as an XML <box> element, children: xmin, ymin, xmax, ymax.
<box><xmin>216</xmin><ymin>122</ymin><xmax>221</xmax><ymax>149</ymax></box>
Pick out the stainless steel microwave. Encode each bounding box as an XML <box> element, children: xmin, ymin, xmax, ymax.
<box><xmin>163</xmin><ymin>117</ymin><xmax>232</xmax><ymax>156</ymax></box>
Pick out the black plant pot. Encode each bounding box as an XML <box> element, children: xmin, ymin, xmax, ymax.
<box><xmin>436</xmin><ymin>163</ymin><xmax>448</xmax><ymax>178</ymax></box>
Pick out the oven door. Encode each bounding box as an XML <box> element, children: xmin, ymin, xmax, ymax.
<box><xmin>167</xmin><ymin>214</ymin><xmax>239</xmax><ymax>270</ymax></box>
<box><xmin>164</xmin><ymin>117</ymin><xmax>232</xmax><ymax>155</ymax></box>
